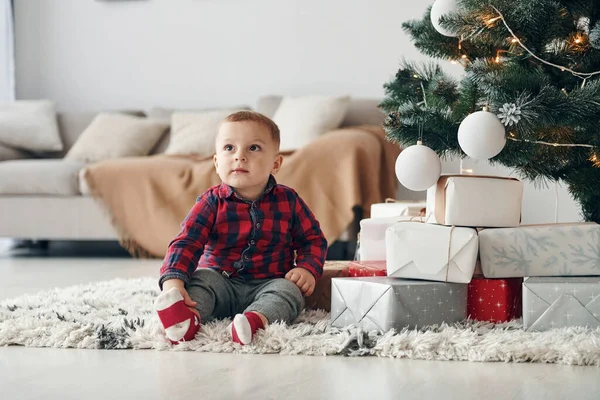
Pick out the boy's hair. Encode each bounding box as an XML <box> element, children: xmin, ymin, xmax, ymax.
<box><xmin>222</xmin><ymin>111</ymin><xmax>280</xmax><ymax>148</ymax></box>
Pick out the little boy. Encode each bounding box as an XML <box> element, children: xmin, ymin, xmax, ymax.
<box><xmin>154</xmin><ymin>111</ymin><xmax>327</xmax><ymax>345</ymax></box>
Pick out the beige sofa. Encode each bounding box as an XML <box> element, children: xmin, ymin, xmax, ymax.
<box><xmin>0</xmin><ymin>97</ymin><xmax>386</xmax><ymax>243</ymax></box>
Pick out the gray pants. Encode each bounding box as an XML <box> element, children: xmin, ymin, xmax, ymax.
<box><xmin>186</xmin><ymin>268</ymin><xmax>305</xmax><ymax>324</ymax></box>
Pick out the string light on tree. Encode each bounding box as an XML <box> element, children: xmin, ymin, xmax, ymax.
<box><xmin>381</xmin><ymin>1</ymin><xmax>600</xmax><ymax>223</ymax></box>
<box><xmin>395</xmin><ymin>140</ymin><xmax>442</xmax><ymax>191</ymax></box>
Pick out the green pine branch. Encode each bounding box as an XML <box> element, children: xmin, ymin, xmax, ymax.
<box><xmin>382</xmin><ymin>0</ymin><xmax>600</xmax><ymax>223</ymax></box>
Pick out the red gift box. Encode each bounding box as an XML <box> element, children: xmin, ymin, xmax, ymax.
<box><xmin>467</xmin><ymin>277</ymin><xmax>522</xmax><ymax>323</ymax></box>
<box><xmin>348</xmin><ymin>260</ymin><xmax>387</xmax><ymax>277</ymax></box>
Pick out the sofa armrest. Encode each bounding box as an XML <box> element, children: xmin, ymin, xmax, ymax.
<box><xmin>0</xmin><ymin>143</ymin><xmax>34</xmax><ymax>162</ymax></box>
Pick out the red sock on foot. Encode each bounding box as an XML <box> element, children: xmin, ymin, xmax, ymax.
<box><xmin>155</xmin><ymin>287</ymin><xmax>201</xmax><ymax>344</ymax></box>
<box><xmin>231</xmin><ymin>312</ymin><xmax>265</xmax><ymax>345</ymax></box>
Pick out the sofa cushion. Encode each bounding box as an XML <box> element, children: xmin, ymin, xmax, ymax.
<box><xmin>0</xmin><ymin>100</ymin><xmax>63</xmax><ymax>152</ymax></box>
<box><xmin>0</xmin><ymin>159</ymin><xmax>86</xmax><ymax>195</ymax></box>
<box><xmin>165</xmin><ymin>109</ymin><xmax>244</xmax><ymax>156</ymax></box>
<box><xmin>146</xmin><ymin>106</ymin><xmax>251</xmax><ymax>122</ymax></box>
<box><xmin>255</xmin><ymin>95</ymin><xmax>282</xmax><ymax>119</ymax></box>
<box><xmin>65</xmin><ymin>113</ymin><xmax>168</xmax><ymax>163</ymax></box>
<box><xmin>0</xmin><ymin>142</ymin><xmax>33</xmax><ymax>161</ymax></box>
<box><xmin>146</xmin><ymin>106</ymin><xmax>250</xmax><ymax>155</ymax></box>
<box><xmin>271</xmin><ymin>95</ymin><xmax>351</xmax><ymax>152</ymax></box>
<box><xmin>33</xmin><ymin>109</ymin><xmax>147</xmax><ymax>158</ymax></box>
<box><xmin>257</xmin><ymin>95</ymin><xmax>386</xmax><ymax>127</ymax></box>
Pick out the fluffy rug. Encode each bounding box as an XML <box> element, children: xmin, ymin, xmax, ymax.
<box><xmin>1</xmin><ymin>277</ymin><xmax>600</xmax><ymax>365</ymax></box>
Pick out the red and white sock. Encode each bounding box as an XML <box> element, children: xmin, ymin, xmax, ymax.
<box><xmin>231</xmin><ymin>312</ymin><xmax>265</xmax><ymax>345</ymax></box>
<box><xmin>154</xmin><ymin>287</ymin><xmax>201</xmax><ymax>344</ymax></box>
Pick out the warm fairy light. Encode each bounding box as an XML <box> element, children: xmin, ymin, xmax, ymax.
<box><xmin>572</xmin><ymin>33</ymin><xmax>585</xmax><ymax>44</ymax></box>
<box><xmin>486</xmin><ymin>6</ymin><xmax>600</xmax><ymax>80</ymax></box>
<box><xmin>508</xmin><ymin>136</ymin><xmax>596</xmax><ymax>149</ymax></box>
<box><xmin>495</xmin><ymin>56</ymin><xmax>501</xmax><ymax>63</ymax></box>
<box><xmin>511</xmin><ymin>38</ymin><xmax>518</xmax><ymax>43</ymax></box>
<box><xmin>461</xmin><ymin>54</ymin><xmax>468</xmax><ymax>59</ymax></box>
<box><xmin>413</xmin><ymin>74</ymin><xmax>419</xmax><ymax>78</ymax></box>
<box><xmin>509</xmin><ymin>132</ymin><xmax>516</xmax><ymax>138</ymax></box>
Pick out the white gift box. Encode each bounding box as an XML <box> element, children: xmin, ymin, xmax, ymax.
<box><xmin>426</xmin><ymin>175</ymin><xmax>523</xmax><ymax>228</ymax></box>
<box><xmin>371</xmin><ymin>201</ymin><xmax>426</xmax><ymax>219</ymax></box>
<box><xmin>385</xmin><ymin>222</ymin><xmax>478</xmax><ymax>283</ymax></box>
<box><xmin>359</xmin><ymin>216</ymin><xmax>424</xmax><ymax>260</ymax></box>
<box><xmin>479</xmin><ymin>223</ymin><xmax>600</xmax><ymax>278</ymax></box>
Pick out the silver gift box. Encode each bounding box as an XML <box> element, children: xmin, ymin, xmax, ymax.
<box><xmin>523</xmin><ymin>277</ymin><xmax>600</xmax><ymax>331</ymax></box>
<box><xmin>330</xmin><ymin>277</ymin><xmax>467</xmax><ymax>332</ymax></box>
<box><xmin>479</xmin><ymin>223</ymin><xmax>600</xmax><ymax>278</ymax></box>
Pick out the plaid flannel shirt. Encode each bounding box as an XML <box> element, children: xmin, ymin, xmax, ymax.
<box><xmin>159</xmin><ymin>175</ymin><xmax>327</xmax><ymax>288</ymax></box>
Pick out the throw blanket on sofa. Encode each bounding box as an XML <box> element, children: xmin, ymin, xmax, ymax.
<box><xmin>84</xmin><ymin>125</ymin><xmax>400</xmax><ymax>258</ymax></box>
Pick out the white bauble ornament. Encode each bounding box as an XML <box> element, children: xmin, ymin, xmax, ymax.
<box><xmin>458</xmin><ymin>110</ymin><xmax>507</xmax><ymax>160</ymax></box>
<box><xmin>430</xmin><ymin>0</ymin><xmax>461</xmax><ymax>37</ymax></box>
<box><xmin>395</xmin><ymin>141</ymin><xmax>442</xmax><ymax>191</ymax></box>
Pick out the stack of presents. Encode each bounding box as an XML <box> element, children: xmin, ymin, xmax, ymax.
<box><xmin>325</xmin><ymin>174</ymin><xmax>600</xmax><ymax>333</ymax></box>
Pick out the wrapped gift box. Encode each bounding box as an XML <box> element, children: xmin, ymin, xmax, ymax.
<box><xmin>348</xmin><ymin>260</ymin><xmax>387</xmax><ymax>277</ymax></box>
<box><xmin>523</xmin><ymin>277</ymin><xmax>600</xmax><ymax>331</ymax></box>
<box><xmin>305</xmin><ymin>261</ymin><xmax>349</xmax><ymax>312</ymax></box>
<box><xmin>467</xmin><ymin>277</ymin><xmax>523</xmax><ymax>323</ymax></box>
<box><xmin>385</xmin><ymin>222</ymin><xmax>478</xmax><ymax>283</ymax></box>
<box><xmin>426</xmin><ymin>175</ymin><xmax>523</xmax><ymax>227</ymax></box>
<box><xmin>479</xmin><ymin>223</ymin><xmax>600</xmax><ymax>278</ymax></box>
<box><xmin>359</xmin><ymin>216</ymin><xmax>424</xmax><ymax>260</ymax></box>
<box><xmin>331</xmin><ymin>277</ymin><xmax>467</xmax><ymax>332</ymax></box>
<box><xmin>371</xmin><ymin>201</ymin><xmax>426</xmax><ymax>219</ymax></box>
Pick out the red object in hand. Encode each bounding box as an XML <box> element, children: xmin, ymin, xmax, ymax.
<box><xmin>348</xmin><ymin>261</ymin><xmax>387</xmax><ymax>277</ymax></box>
<box><xmin>467</xmin><ymin>277</ymin><xmax>522</xmax><ymax>323</ymax></box>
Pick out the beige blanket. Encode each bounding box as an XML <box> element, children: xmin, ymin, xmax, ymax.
<box><xmin>84</xmin><ymin>125</ymin><xmax>400</xmax><ymax>258</ymax></box>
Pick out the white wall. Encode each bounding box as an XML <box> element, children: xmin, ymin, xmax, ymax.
<box><xmin>14</xmin><ymin>0</ymin><xmax>457</xmax><ymax>110</ymax></box>
<box><xmin>13</xmin><ymin>0</ymin><xmax>582</xmax><ymax>223</ymax></box>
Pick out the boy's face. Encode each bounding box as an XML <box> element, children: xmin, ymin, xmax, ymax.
<box><xmin>213</xmin><ymin>121</ymin><xmax>283</xmax><ymax>201</ymax></box>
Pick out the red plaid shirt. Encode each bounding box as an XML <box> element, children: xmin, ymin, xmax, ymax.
<box><xmin>159</xmin><ymin>175</ymin><xmax>327</xmax><ymax>288</ymax></box>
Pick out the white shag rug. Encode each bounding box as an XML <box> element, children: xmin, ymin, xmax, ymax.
<box><xmin>1</xmin><ymin>277</ymin><xmax>600</xmax><ymax>365</ymax></box>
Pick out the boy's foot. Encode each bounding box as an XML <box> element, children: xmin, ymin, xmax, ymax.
<box><xmin>155</xmin><ymin>287</ymin><xmax>201</xmax><ymax>344</ymax></box>
<box><xmin>230</xmin><ymin>312</ymin><xmax>265</xmax><ymax>345</ymax></box>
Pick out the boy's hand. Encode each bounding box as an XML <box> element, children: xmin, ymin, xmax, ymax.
<box><xmin>285</xmin><ymin>267</ymin><xmax>316</xmax><ymax>297</ymax></box>
<box><xmin>162</xmin><ymin>278</ymin><xmax>200</xmax><ymax>318</ymax></box>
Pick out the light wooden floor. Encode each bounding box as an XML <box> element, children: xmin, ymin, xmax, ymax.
<box><xmin>1</xmin><ymin>242</ymin><xmax>599</xmax><ymax>400</ymax></box>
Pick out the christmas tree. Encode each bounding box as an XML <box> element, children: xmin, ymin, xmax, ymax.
<box><xmin>380</xmin><ymin>0</ymin><xmax>600</xmax><ymax>223</ymax></box>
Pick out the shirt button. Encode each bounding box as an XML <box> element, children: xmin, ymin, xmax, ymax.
<box><xmin>256</xmin><ymin>223</ymin><xmax>261</xmax><ymax>229</ymax></box>
<box><xmin>243</xmin><ymin>254</ymin><xmax>250</xmax><ymax>261</ymax></box>
<box><xmin>250</xmin><ymin>240</ymin><xmax>256</xmax><ymax>245</ymax></box>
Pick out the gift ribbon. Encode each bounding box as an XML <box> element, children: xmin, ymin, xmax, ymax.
<box><xmin>445</xmin><ymin>225</ymin><xmax>456</xmax><ymax>283</ymax></box>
